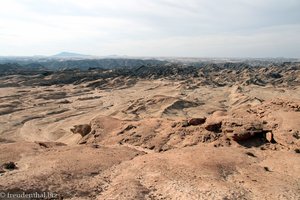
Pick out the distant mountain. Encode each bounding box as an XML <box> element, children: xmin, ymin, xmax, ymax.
<box><xmin>52</xmin><ymin>52</ymin><xmax>91</xmax><ymax>58</ymax></box>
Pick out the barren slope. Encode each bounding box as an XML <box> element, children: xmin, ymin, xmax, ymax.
<box><xmin>0</xmin><ymin>63</ymin><xmax>299</xmax><ymax>199</ymax></box>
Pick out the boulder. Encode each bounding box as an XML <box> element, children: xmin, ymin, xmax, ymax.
<box><xmin>205</xmin><ymin>122</ymin><xmax>222</xmax><ymax>133</ymax></box>
<box><xmin>71</xmin><ymin>124</ymin><xmax>92</xmax><ymax>137</ymax></box>
<box><xmin>223</xmin><ymin>119</ymin><xmax>267</xmax><ymax>141</ymax></box>
<box><xmin>204</xmin><ymin>111</ymin><xmax>227</xmax><ymax>132</ymax></box>
<box><xmin>188</xmin><ymin>118</ymin><xmax>206</xmax><ymax>126</ymax></box>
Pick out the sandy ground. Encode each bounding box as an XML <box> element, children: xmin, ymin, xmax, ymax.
<box><xmin>0</xmin><ymin>79</ymin><xmax>299</xmax><ymax>199</ymax></box>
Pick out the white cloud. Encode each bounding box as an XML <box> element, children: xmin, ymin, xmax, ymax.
<box><xmin>0</xmin><ymin>0</ymin><xmax>299</xmax><ymax>57</ymax></box>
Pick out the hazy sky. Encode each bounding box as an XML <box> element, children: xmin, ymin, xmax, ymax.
<box><xmin>0</xmin><ymin>0</ymin><xmax>299</xmax><ymax>57</ymax></box>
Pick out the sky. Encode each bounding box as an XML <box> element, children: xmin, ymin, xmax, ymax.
<box><xmin>0</xmin><ymin>0</ymin><xmax>299</xmax><ymax>57</ymax></box>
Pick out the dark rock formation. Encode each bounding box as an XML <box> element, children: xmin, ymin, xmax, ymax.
<box><xmin>1</xmin><ymin>61</ymin><xmax>299</xmax><ymax>88</ymax></box>
<box><xmin>71</xmin><ymin>124</ymin><xmax>92</xmax><ymax>137</ymax></box>
<box><xmin>2</xmin><ymin>162</ymin><xmax>17</xmax><ymax>170</ymax></box>
<box><xmin>188</xmin><ymin>118</ymin><xmax>206</xmax><ymax>126</ymax></box>
<box><xmin>205</xmin><ymin>122</ymin><xmax>222</xmax><ymax>133</ymax></box>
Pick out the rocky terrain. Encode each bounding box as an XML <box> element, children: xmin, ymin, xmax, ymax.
<box><xmin>0</xmin><ymin>61</ymin><xmax>299</xmax><ymax>199</ymax></box>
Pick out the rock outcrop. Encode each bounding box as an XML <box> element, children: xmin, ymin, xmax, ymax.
<box><xmin>70</xmin><ymin>124</ymin><xmax>92</xmax><ymax>137</ymax></box>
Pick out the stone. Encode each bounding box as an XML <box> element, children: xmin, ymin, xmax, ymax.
<box><xmin>181</xmin><ymin>121</ymin><xmax>189</xmax><ymax>127</ymax></box>
<box><xmin>245</xmin><ymin>152</ymin><xmax>256</xmax><ymax>157</ymax></box>
<box><xmin>223</xmin><ymin>118</ymin><xmax>268</xmax><ymax>142</ymax></box>
<box><xmin>70</xmin><ymin>124</ymin><xmax>92</xmax><ymax>137</ymax></box>
<box><xmin>188</xmin><ymin>117</ymin><xmax>206</xmax><ymax>126</ymax></box>
<box><xmin>205</xmin><ymin>122</ymin><xmax>222</xmax><ymax>133</ymax></box>
<box><xmin>266</xmin><ymin>132</ymin><xmax>273</xmax><ymax>142</ymax></box>
<box><xmin>171</xmin><ymin>122</ymin><xmax>178</xmax><ymax>128</ymax></box>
